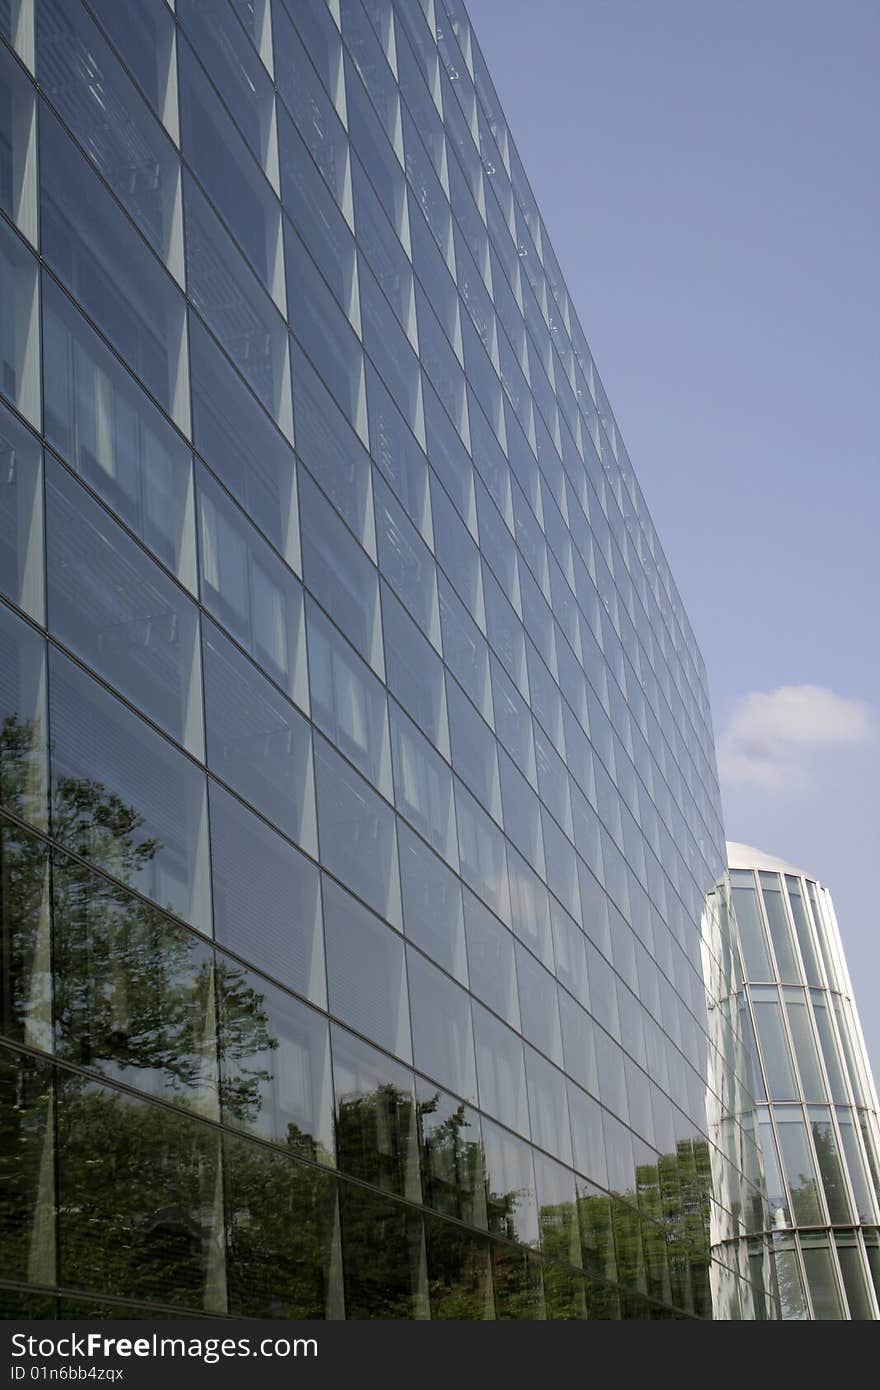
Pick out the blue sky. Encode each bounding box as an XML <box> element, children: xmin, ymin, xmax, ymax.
<box><xmin>468</xmin><ymin>0</ymin><xmax>880</xmax><ymax>1076</ymax></box>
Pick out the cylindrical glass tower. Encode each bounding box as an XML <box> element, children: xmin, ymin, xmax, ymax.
<box><xmin>728</xmin><ymin>842</ymin><xmax>880</xmax><ymax>1319</ymax></box>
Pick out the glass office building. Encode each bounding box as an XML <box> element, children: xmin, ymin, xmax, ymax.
<box><xmin>1</xmin><ymin>0</ymin><xmax>771</xmax><ymax>1318</ymax></box>
<box><xmin>724</xmin><ymin>844</ymin><xmax>880</xmax><ymax>1319</ymax></box>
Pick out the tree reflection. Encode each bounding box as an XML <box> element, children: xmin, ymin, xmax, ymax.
<box><xmin>1</xmin><ymin>715</ymin><xmax>720</xmax><ymax>1318</ymax></box>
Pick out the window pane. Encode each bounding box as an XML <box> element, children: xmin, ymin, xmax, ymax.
<box><xmin>202</xmin><ymin>619</ymin><xmax>316</xmax><ymax>855</ymax></box>
<box><xmin>408</xmin><ymin>948</ymin><xmax>476</xmax><ymax>1103</ymax></box>
<box><xmin>783</xmin><ymin>988</ymin><xmax>826</xmax><ymax>1101</ymax></box>
<box><xmin>37</xmin><ymin>0</ymin><xmax>181</xmax><ymax>268</ymax></box>
<box><xmin>751</xmin><ymin>989</ymin><xmax>797</xmax><ymax>1100</ymax></box>
<box><xmin>424</xmin><ymin>1215</ymin><xmax>493</xmax><ymax>1320</ymax></box>
<box><xmin>463</xmin><ymin>889</ymin><xmax>519</xmax><ymax>1029</ymax></box>
<box><xmin>209</xmin><ymin>782</ymin><xmax>324</xmax><ymax>1008</ymax></box>
<box><xmin>0</xmin><ymin>215</ymin><xmax>39</xmax><ymax>426</ymax></box>
<box><xmin>473</xmin><ymin>1001</ymin><xmax>528</xmax><ymax>1137</ymax></box>
<box><xmin>398</xmin><ymin>821</ymin><xmax>466</xmax><ymax>983</ymax></box>
<box><xmin>455</xmin><ymin>779</ymin><xmax>510</xmax><ymax>926</ymax></box>
<box><xmin>775</xmin><ymin>1110</ymin><xmax>823</xmax><ymax>1226</ymax></box>
<box><xmin>189</xmin><ymin>314</ymin><xmax>298</xmax><ymax>569</ymax></box>
<box><xmin>56</xmin><ymin>1075</ymin><xmax>222</xmax><ymax>1309</ymax></box>
<box><xmin>323</xmin><ymin>876</ymin><xmax>409</xmax><ymax>1060</ymax></box>
<box><xmin>416</xmin><ymin>1077</ymin><xmax>486</xmax><ymax>1229</ymax></box>
<box><xmin>801</xmin><ymin>1233</ymin><xmax>843</xmax><ymax>1319</ymax></box>
<box><xmin>46</xmin><ymin>458</ymin><xmax>203</xmax><ymax>757</ymax></box>
<box><xmin>219</xmin><ymin>965</ymin><xmax>333</xmax><ymax>1163</ymax></box>
<box><xmin>0</xmin><ymin>599</ymin><xmax>47</xmax><ymax>827</ymax></box>
<box><xmin>331</xmin><ymin>1024</ymin><xmax>419</xmax><ymax>1201</ymax></box>
<box><xmin>482</xmin><ymin>1117</ymin><xmax>538</xmax><ymax>1247</ymax></box>
<box><xmin>389</xmin><ymin>703</ymin><xmax>457</xmax><ymax>866</ymax></box>
<box><xmin>223</xmin><ymin>1134</ymin><xmax>341</xmax><ymax>1319</ymax></box>
<box><xmin>731</xmin><ymin>880</ymin><xmax>772</xmax><ymax>980</ymax></box>
<box><xmin>807</xmin><ymin>1106</ymin><xmax>851</xmax><ymax>1224</ymax></box>
<box><xmin>42</xmin><ymin>276</ymin><xmax>195</xmax><ymax>586</ymax></box>
<box><xmin>308</xmin><ymin>598</ymin><xmax>390</xmax><ymax>797</ymax></box>
<box><xmin>338</xmin><ymin>1182</ymin><xmax>427</xmax><ymax>1319</ymax></box>
<box><xmin>759</xmin><ymin>872</ymin><xmax>800</xmax><ymax>982</ymax></box>
<box><xmin>0</xmin><ymin>37</ymin><xmax>36</xmax><ymax>241</ymax></box>
<box><xmin>0</xmin><ymin>399</ymin><xmax>42</xmax><ymax>620</ymax></box>
<box><xmin>516</xmin><ymin>943</ymin><xmax>563</xmax><ymax>1066</ymax></box>
<box><xmin>786</xmin><ymin>875</ymin><xmax>822</xmax><ymax>987</ymax></box>
<box><xmin>381</xmin><ymin>582</ymin><xmax>447</xmax><ymax>753</ymax></box>
<box><xmin>526</xmin><ymin>1046</ymin><xmax>572</xmax><ymax>1165</ymax></box>
<box><xmin>0</xmin><ymin>1047</ymin><xmax>54</xmax><ymax>1287</ymax></box>
<box><xmin>299</xmin><ymin>471</ymin><xmax>383</xmax><ymax>675</ymax></box>
<box><xmin>196</xmin><ymin>464</ymin><xmax>307</xmax><ymax>703</ymax></box>
<box><xmin>0</xmin><ymin>816</ymin><xmax>51</xmax><ymax>1049</ymax></box>
<box><xmin>48</xmin><ymin>647</ymin><xmax>210</xmax><ymax>932</ymax></box>
<box><xmin>52</xmin><ymin>849</ymin><xmax>217</xmax><ymax>1118</ymax></box>
<box><xmin>40</xmin><ymin>103</ymin><xmax>187</xmax><ymax>427</ymax></box>
<box><xmin>314</xmin><ymin>735</ymin><xmax>401</xmax><ymax>927</ymax></box>
<box><xmin>183</xmin><ymin>175</ymin><xmax>289</xmax><ymax>428</ymax></box>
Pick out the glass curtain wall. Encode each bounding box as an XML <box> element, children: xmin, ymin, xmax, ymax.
<box><xmin>719</xmin><ymin>843</ymin><xmax>880</xmax><ymax>1319</ymax></box>
<box><xmin>1</xmin><ymin>0</ymin><xmax>765</xmax><ymax>1318</ymax></box>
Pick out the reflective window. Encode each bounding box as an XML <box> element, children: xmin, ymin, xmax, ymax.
<box><xmin>299</xmin><ymin>471</ymin><xmax>383</xmax><ymax>676</ymax></box>
<box><xmin>750</xmin><ymin>987</ymin><xmax>797</xmax><ymax>1101</ymax></box>
<box><xmin>801</xmin><ymin>1233</ymin><xmax>844</xmax><ymax>1319</ymax></box>
<box><xmin>40</xmin><ymin>104</ymin><xmax>188</xmax><ymax>428</ymax></box>
<box><xmin>0</xmin><ymin>603</ymin><xmax>46</xmax><ymax>828</ymax></box>
<box><xmin>52</xmin><ymin>850</ymin><xmax>218</xmax><ymax>1116</ymax></box>
<box><xmin>189</xmin><ymin>314</ymin><xmax>298</xmax><ymax>569</ymax></box>
<box><xmin>0</xmin><ymin>34</ymin><xmax>37</xmax><ymax>241</ymax></box>
<box><xmin>314</xmin><ymin>734</ymin><xmax>401</xmax><ymax>928</ymax></box>
<box><xmin>389</xmin><ymin>702</ymin><xmax>457</xmax><ymax>865</ymax></box>
<box><xmin>398</xmin><ymin>821</ymin><xmax>466</xmax><ymax>983</ymax></box>
<box><xmin>48</xmin><ymin>647</ymin><xmax>210</xmax><ymax>933</ymax></box>
<box><xmin>455</xmin><ymin>779</ymin><xmax>510</xmax><ymax>926</ymax></box>
<box><xmin>177</xmin><ymin>0</ymin><xmax>275</xmax><ymax>170</ymax></box>
<box><xmin>37</xmin><ymin>0</ymin><xmax>181</xmax><ymax>270</ymax></box>
<box><xmin>775</xmin><ymin>1110</ymin><xmax>823</xmax><ymax>1226</ymax></box>
<box><xmin>0</xmin><ymin>215</ymin><xmax>39</xmax><ymax>427</ymax></box>
<box><xmin>87</xmin><ymin>0</ymin><xmax>176</xmax><ymax>132</ymax></box>
<box><xmin>374</xmin><ymin>474</ymin><xmax>438</xmax><ymax>644</ymax></box>
<box><xmin>759</xmin><ymin>872</ymin><xmax>800</xmax><ymax>982</ymax></box>
<box><xmin>46</xmin><ymin>457</ymin><xmax>203</xmax><ymax>757</ymax></box>
<box><xmin>482</xmin><ymin>1118</ymin><xmax>538</xmax><ymax>1248</ymax></box>
<box><xmin>308</xmin><ymin>598</ymin><xmax>390</xmax><ymax>797</ymax></box>
<box><xmin>331</xmin><ymin>1025</ymin><xmax>419</xmax><ymax>1201</ymax></box>
<box><xmin>416</xmin><ymin>1077</ymin><xmax>486</xmax><ymax>1229</ymax></box>
<box><xmin>209</xmin><ymin>782</ymin><xmax>324</xmax><ymax>1008</ymax></box>
<box><xmin>786</xmin><ymin>875</ymin><xmax>823</xmax><ymax>987</ymax></box>
<box><xmin>56</xmin><ymin>1073</ymin><xmax>225</xmax><ymax>1308</ymax></box>
<box><xmin>197</xmin><ymin>464</ymin><xmax>306</xmax><ymax>703</ymax></box>
<box><xmin>323</xmin><ymin>876</ymin><xmax>409</xmax><ymax>1060</ymax></box>
<box><xmin>42</xmin><ymin>277</ymin><xmax>195</xmax><ymax>587</ymax></box>
<box><xmin>731</xmin><ymin>875</ymin><xmax>772</xmax><ymax>980</ymax></box>
<box><xmin>464</xmin><ymin>890</ymin><xmax>520</xmax><ymax>1030</ymax></box>
<box><xmin>219</xmin><ymin>965</ymin><xmax>333</xmax><ymax>1163</ymax></box>
<box><xmin>338</xmin><ymin>1182</ymin><xmax>428</xmax><ymax>1319</ymax></box>
<box><xmin>288</xmin><ymin>233</ymin><xmax>366</xmax><ymax>440</ymax></box>
<box><xmin>0</xmin><ymin>399</ymin><xmax>42</xmax><ymax>621</ymax></box>
<box><xmin>382</xmin><ymin>583</ymin><xmax>447</xmax><ymax>753</ymax></box>
<box><xmin>223</xmin><ymin>1135</ymin><xmax>342</xmax><ymax>1319</ymax></box>
<box><xmin>408</xmin><ymin>948</ymin><xmax>476</xmax><ymax>1104</ymax></box>
<box><xmin>526</xmin><ymin>1046</ymin><xmax>572</xmax><ymax>1165</ymax></box>
<box><xmin>473</xmin><ymin>1002</ymin><xmax>529</xmax><ymax>1137</ymax></box>
<box><xmin>184</xmin><ymin>174</ymin><xmax>290</xmax><ymax>429</ymax></box>
<box><xmin>291</xmin><ymin>342</ymin><xmax>372</xmax><ymax>546</ymax></box>
<box><xmin>203</xmin><ymin>619</ymin><xmax>316</xmax><ymax>855</ymax></box>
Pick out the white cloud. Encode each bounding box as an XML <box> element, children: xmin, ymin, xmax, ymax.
<box><xmin>717</xmin><ymin>685</ymin><xmax>875</xmax><ymax>789</ymax></box>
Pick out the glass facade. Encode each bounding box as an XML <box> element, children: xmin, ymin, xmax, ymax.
<box><xmin>1</xmin><ymin>0</ymin><xmax>771</xmax><ymax>1318</ymax></box>
<box><xmin>718</xmin><ymin>844</ymin><xmax>880</xmax><ymax>1319</ymax></box>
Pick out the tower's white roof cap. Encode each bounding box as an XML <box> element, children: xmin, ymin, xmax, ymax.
<box><xmin>726</xmin><ymin>841</ymin><xmax>814</xmax><ymax>879</ymax></box>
